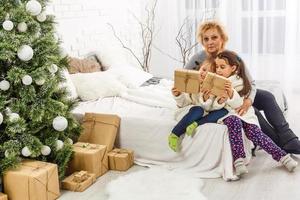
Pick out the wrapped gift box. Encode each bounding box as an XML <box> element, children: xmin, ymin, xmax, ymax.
<box><xmin>174</xmin><ymin>69</ymin><xmax>201</xmax><ymax>94</ymax></box>
<box><xmin>67</xmin><ymin>142</ymin><xmax>108</xmax><ymax>177</ymax></box>
<box><xmin>62</xmin><ymin>171</ymin><xmax>96</xmax><ymax>192</ymax></box>
<box><xmin>3</xmin><ymin>160</ymin><xmax>60</xmax><ymax>200</ymax></box>
<box><xmin>201</xmin><ymin>72</ymin><xmax>229</xmax><ymax>97</ymax></box>
<box><xmin>0</xmin><ymin>193</ymin><xmax>7</xmax><ymax>200</ymax></box>
<box><xmin>78</xmin><ymin>113</ymin><xmax>120</xmax><ymax>151</ymax></box>
<box><xmin>108</xmin><ymin>148</ymin><xmax>134</xmax><ymax>171</ymax></box>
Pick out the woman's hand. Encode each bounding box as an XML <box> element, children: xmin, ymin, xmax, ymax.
<box><xmin>224</xmin><ymin>80</ymin><xmax>233</xmax><ymax>98</ymax></box>
<box><xmin>172</xmin><ymin>87</ymin><xmax>181</xmax><ymax>97</ymax></box>
<box><xmin>235</xmin><ymin>98</ymin><xmax>252</xmax><ymax>116</ymax></box>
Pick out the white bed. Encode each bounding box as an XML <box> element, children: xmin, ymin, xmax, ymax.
<box><xmin>71</xmin><ymin>79</ymin><xmax>254</xmax><ymax>181</ymax></box>
<box><xmin>68</xmin><ymin>62</ymin><xmax>287</xmax><ymax>181</ymax></box>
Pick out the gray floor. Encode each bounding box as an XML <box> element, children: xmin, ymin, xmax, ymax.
<box><xmin>59</xmin><ymin>93</ymin><xmax>300</xmax><ymax>200</ymax></box>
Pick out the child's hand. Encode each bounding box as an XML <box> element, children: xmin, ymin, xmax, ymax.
<box><xmin>218</xmin><ymin>94</ymin><xmax>228</xmax><ymax>104</ymax></box>
<box><xmin>172</xmin><ymin>87</ymin><xmax>181</xmax><ymax>97</ymax></box>
<box><xmin>224</xmin><ymin>80</ymin><xmax>233</xmax><ymax>98</ymax></box>
<box><xmin>201</xmin><ymin>88</ymin><xmax>211</xmax><ymax>101</ymax></box>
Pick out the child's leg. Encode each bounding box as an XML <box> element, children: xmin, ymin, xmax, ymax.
<box><xmin>186</xmin><ymin>108</ymin><xmax>228</xmax><ymax>136</ymax></box>
<box><xmin>172</xmin><ymin>106</ymin><xmax>204</xmax><ymax>137</ymax></box>
<box><xmin>224</xmin><ymin>115</ymin><xmax>248</xmax><ymax>176</ymax></box>
<box><xmin>223</xmin><ymin>115</ymin><xmax>246</xmax><ymax>161</ymax></box>
<box><xmin>242</xmin><ymin>122</ymin><xmax>287</xmax><ymax>161</ymax></box>
<box><xmin>169</xmin><ymin>106</ymin><xmax>204</xmax><ymax>151</ymax></box>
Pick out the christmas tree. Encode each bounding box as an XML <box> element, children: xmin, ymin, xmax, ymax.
<box><xmin>0</xmin><ymin>0</ymin><xmax>81</xmax><ymax>178</ymax></box>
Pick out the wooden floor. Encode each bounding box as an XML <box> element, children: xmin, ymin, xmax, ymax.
<box><xmin>60</xmin><ymin>93</ymin><xmax>300</xmax><ymax>200</ymax></box>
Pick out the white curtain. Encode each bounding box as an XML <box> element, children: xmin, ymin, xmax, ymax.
<box><xmin>152</xmin><ymin>0</ymin><xmax>300</xmax><ymax>93</ymax></box>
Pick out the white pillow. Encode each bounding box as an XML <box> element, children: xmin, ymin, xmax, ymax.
<box><xmin>70</xmin><ymin>71</ymin><xmax>127</xmax><ymax>101</ymax></box>
<box><xmin>107</xmin><ymin>64</ymin><xmax>153</xmax><ymax>88</ymax></box>
<box><xmin>61</xmin><ymin>69</ymin><xmax>78</xmax><ymax>100</ymax></box>
<box><xmin>93</xmin><ymin>36</ymin><xmax>129</xmax><ymax>69</ymax></box>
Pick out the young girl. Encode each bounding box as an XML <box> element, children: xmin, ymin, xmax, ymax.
<box><xmin>169</xmin><ymin>60</ymin><xmax>228</xmax><ymax>152</ymax></box>
<box><xmin>211</xmin><ymin>50</ymin><xmax>298</xmax><ymax>176</ymax></box>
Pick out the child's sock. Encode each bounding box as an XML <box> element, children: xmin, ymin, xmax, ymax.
<box><xmin>280</xmin><ymin>154</ymin><xmax>298</xmax><ymax>172</ymax></box>
<box><xmin>234</xmin><ymin>158</ymin><xmax>248</xmax><ymax>176</ymax></box>
<box><xmin>186</xmin><ymin>122</ymin><xmax>198</xmax><ymax>136</ymax></box>
<box><xmin>168</xmin><ymin>133</ymin><xmax>180</xmax><ymax>152</ymax></box>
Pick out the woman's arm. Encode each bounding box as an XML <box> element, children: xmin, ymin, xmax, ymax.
<box><xmin>236</xmin><ymin>56</ymin><xmax>257</xmax><ymax>115</ymax></box>
<box><xmin>184</xmin><ymin>51</ymin><xmax>207</xmax><ymax>70</ymax></box>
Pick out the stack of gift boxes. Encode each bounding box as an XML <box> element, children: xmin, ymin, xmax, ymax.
<box><xmin>1</xmin><ymin>112</ymin><xmax>134</xmax><ymax>199</ymax></box>
<box><xmin>63</xmin><ymin>113</ymin><xmax>134</xmax><ymax>192</ymax></box>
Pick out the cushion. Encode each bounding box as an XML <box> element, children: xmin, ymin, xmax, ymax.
<box><xmin>70</xmin><ymin>71</ymin><xmax>127</xmax><ymax>101</ymax></box>
<box><xmin>68</xmin><ymin>57</ymin><xmax>103</xmax><ymax>74</ymax></box>
<box><xmin>61</xmin><ymin>69</ymin><xmax>78</xmax><ymax>100</ymax></box>
<box><xmin>106</xmin><ymin>64</ymin><xmax>153</xmax><ymax>88</ymax></box>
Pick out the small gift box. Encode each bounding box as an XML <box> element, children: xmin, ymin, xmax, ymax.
<box><xmin>201</xmin><ymin>72</ymin><xmax>229</xmax><ymax>97</ymax></box>
<box><xmin>3</xmin><ymin>160</ymin><xmax>60</xmax><ymax>200</ymax></box>
<box><xmin>67</xmin><ymin>142</ymin><xmax>108</xmax><ymax>177</ymax></box>
<box><xmin>108</xmin><ymin>148</ymin><xmax>134</xmax><ymax>171</ymax></box>
<box><xmin>174</xmin><ymin>69</ymin><xmax>201</xmax><ymax>94</ymax></box>
<box><xmin>62</xmin><ymin>171</ymin><xmax>96</xmax><ymax>192</ymax></box>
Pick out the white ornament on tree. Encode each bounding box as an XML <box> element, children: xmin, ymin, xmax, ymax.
<box><xmin>35</xmin><ymin>78</ymin><xmax>45</xmax><ymax>85</ymax></box>
<box><xmin>56</xmin><ymin>140</ymin><xmax>64</xmax><ymax>150</ymax></box>
<box><xmin>48</xmin><ymin>64</ymin><xmax>58</xmax><ymax>74</ymax></box>
<box><xmin>17</xmin><ymin>22</ymin><xmax>28</xmax><ymax>32</ymax></box>
<box><xmin>4</xmin><ymin>150</ymin><xmax>11</xmax><ymax>158</ymax></box>
<box><xmin>41</xmin><ymin>145</ymin><xmax>51</xmax><ymax>155</ymax></box>
<box><xmin>37</xmin><ymin>12</ymin><xmax>47</xmax><ymax>22</ymax></box>
<box><xmin>22</xmin><ymin>75</ymin><xmax>33</xmax><ymax>85</ymax></box>
<box><xmin>26</xmin><ymin>0</ymin><xmax>42</xmax><ymax>16</ymax></box>
<box><xmin>0</xmin><ymin>80</ymin><xmax>10</xmax><ymax>91</ymax></box>
<box><xmin>66</xmin><ymin>138</ymin><xmax>73</xmax><ymax>145</ymax></box>
<box><xmin>0</xmin><ymin>112</ymin><xmax>3</xmax><ymax>124</ymax></box>
<box><xmin>9</xmin><ymin>113</ymin><xmax>20</xmax><ymax>122</ymax></box>
<box><xmin>17</xmin><ymin>45</ymin><xmax>34</xmax><ymax>61</ymax></box>
<box><xmin>21</xmin><ymin>146</ymin><xmax>32</xmax><ymax>157</ymax></box>
<box><xmin>52</xmin><ymin>116</ymin><xmax>68</xmax><ymax>131</ymax></box>
<box><xmin>2</xmin><ymin>20</ymin><xmax>14</xmax><ymax>31</ymax></box>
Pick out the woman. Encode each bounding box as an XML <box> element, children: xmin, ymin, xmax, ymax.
<box><xmin>185</xmin><ymin>21</ymin><xmax>300</xmax><ymax>154</ymax></box>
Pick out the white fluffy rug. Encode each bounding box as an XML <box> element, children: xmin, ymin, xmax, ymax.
<box><xmin>106</xmin><ymin>167</ymin><xmax>207</xmax><ymax>200</ymax></box>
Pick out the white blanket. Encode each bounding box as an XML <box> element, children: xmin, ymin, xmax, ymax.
<box><xmin>72</xmin><ymin>79</ymin><xmax>252</xmax><ymax>181</ymax></box>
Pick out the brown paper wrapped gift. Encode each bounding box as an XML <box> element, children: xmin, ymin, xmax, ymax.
<box><xmin>62</xmin><ymin>171</ymin><xmax>96</xmax><ymax>192</ymax></box>
<box><xmin>174</xmin><ymin>69</ymin><xmax>201</xmax><ymax>93</ymax></box>
<box><xmin>67</xmin><ymin>142</ymin><xmax>108</xmax><ymax>177</ymax></box>
<box><xmin>201</xmin><ymin>72</ymin><xmax>229</xmax><ymax>97</ymax></box>
<box><xmin>78</xmin><ymin>113</ymin><xmax>120</xmax><ymax>151</ymax></box>
<box><xmin>0</xmin><ymin>193</ymin><xmax>8</xmax><ymax>200</ymax></box>
<box><xmin>108</xmin><ymin>148</ymin><xmax>134</xmax><ymax>171</ymax></box>
<box><xmin>3</xmin><ymin>160</ymin><xmax>60</xmax><ymax>200</ymax></box>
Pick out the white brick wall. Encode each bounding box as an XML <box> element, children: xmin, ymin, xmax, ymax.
<box><xmin>47</xmin><ymin>0</ymin><xmax>143</xmax><ymax>67</ymax></box>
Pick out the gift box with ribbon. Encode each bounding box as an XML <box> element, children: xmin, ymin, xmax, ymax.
<box><xmin>62</xmin><ymin>171</ymin><xmax>96</xmax><ymax>192</ymax></box>
<box><xmin>67</xmin><ymin>142</ymin><xmax>108</xmax><ymax>177</ymax></box>
<box><xmin>0</xmin><ymin>193</ymin><xmax>7</xmax><ymax>200</ymax></box>
<box><xmin>108</xmin><ymin>148</ymin><xmax>134</xmax><ymax>171</ymax></box>
<box><xmin>174</xmin><ymin>69</ymin><xmax>201</xmax><ymax>94</ymax></box>
<box><xmin>3</xmin><ymin>160</ymin><xmax>60</xmax><ymax>200</ymax></box>
<box><xmin>201</xmin><ymin>72</ymin><xmax>229</xmax><ymax>97</ymax></box>
<box><xmin>78</xmin><ymin>113</ymin><xmax>120</xmax><ymax>151</ymax></box>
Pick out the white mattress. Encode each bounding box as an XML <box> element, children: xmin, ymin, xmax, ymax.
<box><xmin>72</xmin><ymin>81</ymin><xmax>253</xmax><ymax>181</ymax></box>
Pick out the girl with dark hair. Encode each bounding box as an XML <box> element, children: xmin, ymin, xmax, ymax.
<box><xmin>211</xmin><ymin>50</ymin><xmax>297</xmax><ymax>177</ymax></box>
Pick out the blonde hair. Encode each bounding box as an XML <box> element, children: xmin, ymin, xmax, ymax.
<box><xmin>197</xmin><ymin>21</ymin><xmax>228</xmax><ymax>50</ymax></box>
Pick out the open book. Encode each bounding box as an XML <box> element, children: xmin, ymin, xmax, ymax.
<box><xmin>201</xmin><ymin>72</ymin><xmax>229</xmax><ymax>97</ymax></box>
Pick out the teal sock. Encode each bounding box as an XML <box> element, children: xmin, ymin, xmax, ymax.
<box><xmin>186</xmin><ymin>121</ymin><xmax>198</xmax><ymax>136</ymax></box>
